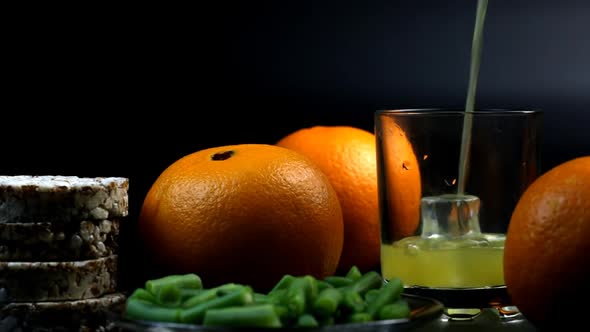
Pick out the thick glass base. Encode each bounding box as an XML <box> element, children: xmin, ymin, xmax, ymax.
<box><xmin>403</xmin><ymin>285</ymin><xmax>517</xmax><ymax>321</ymax></box>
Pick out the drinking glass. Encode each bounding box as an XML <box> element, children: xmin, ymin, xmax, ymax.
<box><xmin>375</xmin><ymin>109</ymin><xmax>542</xmax><ymax>319</ymax></box>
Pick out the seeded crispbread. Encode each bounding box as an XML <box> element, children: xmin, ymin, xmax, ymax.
<box><xmin>0</xmin><ymin>176</ymin><xmax>129</xmax><ymax>223</ymax></box>
<box><xmin>0</xmin><ymin>255</ymin><xmax>118</xmax><ymax>302</ymax></box>
<box><xmin>0</xmin><ymin>292</ymin><xmax>126</xmax><ymax>331</ymax></box>
<box><xmin>0</xmin><ymin>219</ymin><xmax>120</xmax><ymax>261</ymax></box>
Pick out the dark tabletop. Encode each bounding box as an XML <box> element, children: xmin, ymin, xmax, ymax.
<box><xmin>415</xmin><ymin>309</ymin><xmax>538</xmax><ymax>332</ymax></box>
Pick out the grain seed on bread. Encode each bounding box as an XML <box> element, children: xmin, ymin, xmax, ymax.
<box><xmin>0</xmin><ymin>255</ymin><xmax>118</xmax><ymax>303</ymax></box>
<box><xmin>0</xmin><ymin>176</ymin><xmax>129</xmax><ymax>223</ymax></box>
<box><xmin>0</xmin><ymin>219</ymin><xmax>120</xmax><ymax>261</ymax></box>
<box><xmin>0</xmin><ymin>292</ymin><xmax>126</xmax><ymax>332</ymax></box>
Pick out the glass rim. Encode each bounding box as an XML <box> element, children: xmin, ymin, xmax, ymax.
<box><xmin>375</xmin><ymin>108</ymin><xmax>542</xmax><ymax>116</ymax></box>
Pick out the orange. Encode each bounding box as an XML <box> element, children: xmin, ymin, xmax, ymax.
<box><xmin>504</xmin><ymin>156</ymin><xmax>590</xmax><ymax>327</ymax></box>
<box><xmin>377</xmin><ymin>117</ymin><xmax>422</xmax><ymax>241</ymax></box>
<box><xmin>137</xmin><ymin>144</ymin><xmax>344</xmax><ymax>291</ymax></box>
<box><xmin>277</xmin><ymin>125</ymin><xmax>420</xmax><ymax>273</ymax></box>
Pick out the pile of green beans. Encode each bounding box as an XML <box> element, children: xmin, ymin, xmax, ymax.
<box><xmin>124</xmin><ymin>266</ymin><xmax>411</xmax><ymax>328</ymax></box>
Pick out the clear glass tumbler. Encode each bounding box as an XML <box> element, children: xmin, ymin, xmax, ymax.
<box><xmin>375</xmin><ymin>109</ymin><xmax>542</xmax><ymax>316</ymax></box>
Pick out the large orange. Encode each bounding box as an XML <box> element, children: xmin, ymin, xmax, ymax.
<box><xmin>137</xmin><ymin>144</ymin><xmax>344</xmax><ymax>291</ymax></box>
<box><xmin>504</xmin><ymin>156</ymin><xmax>590</xmax><ymax>327</ymax></box>
<box><xmin>276</xmin><ymin>126</ymin><xmax>385</xmax><ymax>273</ymax></box>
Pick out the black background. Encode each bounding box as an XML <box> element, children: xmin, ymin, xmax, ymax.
<box><xmin>3</xmin><ymin>0</ymin><xmax>589</xmax><ymax>222</ymax></box>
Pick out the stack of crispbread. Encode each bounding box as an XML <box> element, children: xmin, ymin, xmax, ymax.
<box><xmin>0</xmin><ymin>175</ymin><xmax>129</xmax><ymax>331</ymax></box>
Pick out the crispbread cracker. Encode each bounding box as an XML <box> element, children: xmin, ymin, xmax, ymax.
<box><xmin>0</xmin><ymin>176</ymin><xmax>128</xmax><ymax>223</ymax></box>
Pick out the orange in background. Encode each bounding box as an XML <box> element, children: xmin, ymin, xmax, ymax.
<box><xmin>277</xmin><ymin>125</ymin><xmax>420</xmax><ymax>273</ymax></box>
<box><xmin>378</xmin><ymin>117</ymin><xmax>422</xmax><ymax>241</ymax></box>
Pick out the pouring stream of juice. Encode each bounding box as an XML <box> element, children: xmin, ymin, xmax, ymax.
<box><xmin>381</xmin><ymin>0</ymin><xmax>504</xmax><ymax>290</ymax></box>
<box><xmin>457</xmin><ymin>0</ymin><xmax>488</xmax><ymax>194</ymax></box>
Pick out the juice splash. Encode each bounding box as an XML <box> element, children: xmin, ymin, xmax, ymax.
<box><xmin>381</xmin><ymin>234</ymin><xmax>505</xmax><ymax>288</ymax></box>
<box><xmin>382</xmin><ymin>194</ymin><xmax>504</xmax><ymax>288</ymax></box>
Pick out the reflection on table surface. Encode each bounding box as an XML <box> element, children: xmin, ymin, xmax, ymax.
<box><xmin>414</xmin><ymin>308</ymin><xmax>538</xmax><ymax>332</ymax></box>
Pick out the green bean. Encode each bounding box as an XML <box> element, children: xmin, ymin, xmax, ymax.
<box><xmin>345</xmin><ymin>266</ymin><xmax>362</xmax><ymax>281</ymax></box>
<box><xmin>284</xmin><ymin>277</ymin><xmax>307</xmax><ymax>316</ymax></box>
<box><xmin>253</xmin><ymin>292</ymin><xmax>270</xmax><ymax>304</ymax></box>
<box><xmin>301</xmin><ymin>275</ymin><xmax>319</xmax><ymax>306</ymax></box>
<box><xmin>129</xmin><ymin>288</ymin><xmax>156</xmax><ymax>303</ymax></box>
<box><xmin>146</xmin><ymin>274</ymin><xmax>202</xmax><ymax>294</ymax></box>
<box><xmin>126</xmin><ymin>270</ymin><xmax>410</xmax><ymax>328</ymax></box>
<box><xmin>378</xmin><ymin>300</ymin><xmax>411</xmax><ymax>320</ymax></box>
<box><xmin>366</xmin><ymin>277</ymin><xmax>404</xmax><ymax>319</ymax></box>
<box><xmin>267</xmin><ymin>289</ymin><xmax>287</xmax><ymax>304</ymax></box>
<box><xmin>124</xmin><ymin>298</ymin><xmax>180</xmax><ymax>323</ymax></box>
<box><xmin>312</xmin><ymin>287</ymin><xmax>342</xmax><ymax>317</ymax></box>
<box><xmin>182</xmin><ymin>284</ymin><xmax>246</xmax><ymax>308</ymax></box>
<box><xmin>215</xmin><ymin>283</ymin><xmax>243</xmax><ymax>296</ymax></box>
<box><xmin>364</xmin><ymin>289</ymin><xmax>380</xmax><ymax>304</ymax></box>
<box><xmin>156</xmin><ymin>283</ymin><xmax>181</xmax><ymax>307</ymax></box>
<box><xmin>179</xmin><ymin>287</ymin><xmax>253</xmax><ymax>324</ymax></box>
<box><xmin>179</xmin><ymin>288</ymin><xmax>205</xmax><ymax>302</ymax></box>
<box><xmin>316</xmin><ymin>280</ymin><xmax>333</xmax><ymax>291</ymax></box>
<box><xmin>324</xmin><ymin>276</ymin><xmax>353</xmax><ymax>288</ymax></box>
<box><xmin>341</xmin><ymin>290</ymin><xmax>365</xmax><ymax>313</ymax></box>
<box><xmin>269</xmin><ymin>274</ymin><xmax>295</xmax><ymax>295</ymax></box>
<box><xmin>348</xmin><ymin>312</ymin><xmax>372</xmax><ymax>323</ymax></box>
<box><xmin>182</xmin><ymin>288</ymin><xmax>219</xmax><ymax>308</ymax></box>
<box><xmin>348</xmin><ymin>271</ymin><xmax>383</xmax><ymax>296</ymax></box>
<box><xmin>296</xmin><ymin>313</ymin><xmax>319</xmax><ymax>328</ymax></box>
<box><xmin>203</xmin><ymin>304</ymin><xmax>282</xmax><ymax>328</ymax></box>
<box><xmin>273</xmin><ymin>304</ymin><xmax>290</xmax><ymax>320</ymax></box>
<box><xmin>283</xmin><ymin>275</ymin><xmax>318</xmax><ymax>317</ymax></box>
